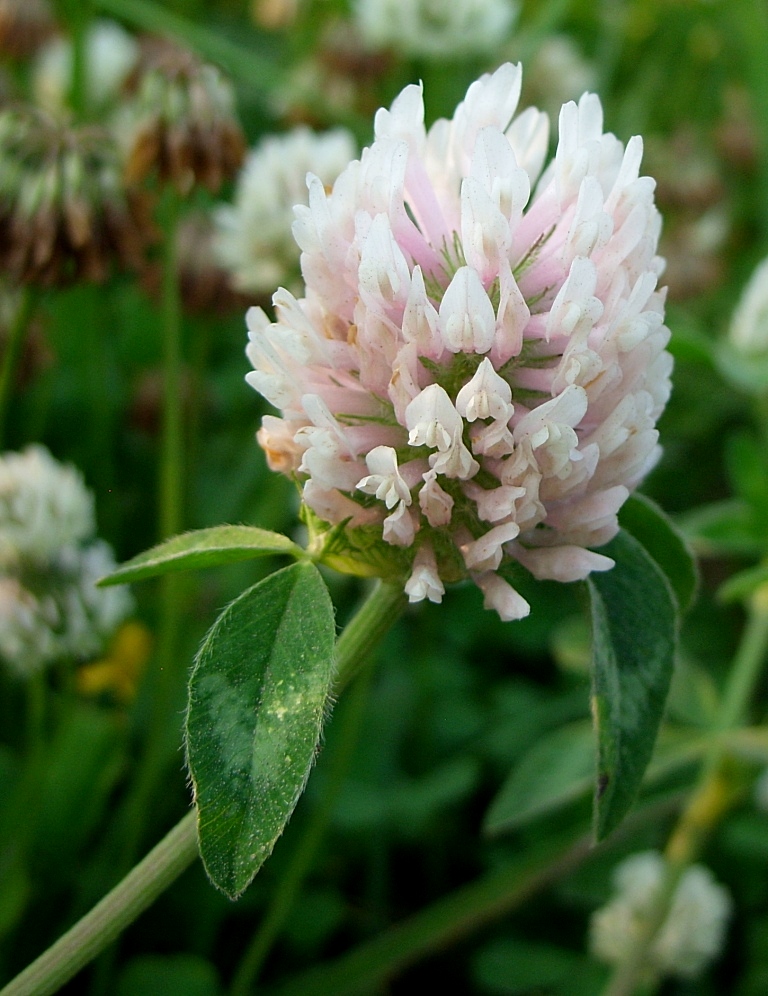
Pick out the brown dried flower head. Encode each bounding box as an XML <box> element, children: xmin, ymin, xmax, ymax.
<box><xmin>121</xmin><ymin>38</ymin><xmax>246</xmax><ymax>195</ymax></box>
<box><xmin>0</xmin><ymin>0</ymin><xmax>55</xmax><ymax>60</ymax></box>
<box><xmin>0</xmin><ymin>105</ymin><xmax>156</xmax><ymax>286</ymax></box>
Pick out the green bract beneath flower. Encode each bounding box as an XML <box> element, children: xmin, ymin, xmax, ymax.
<box><xmin>246</xmin><ymin>62</ymin><xmax>673</xmax><ymax>620</ymax></box>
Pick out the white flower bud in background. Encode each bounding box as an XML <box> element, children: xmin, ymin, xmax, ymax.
<box><xmin>520</xmin><ymin>35</ymin><xmax>596</xmax><ymax>125</ymax></box>
<box><xmin>0</xmin><ymin>444</ymin><xmax>94</xmax><ymax>567</ymax></box>
<box><xmin>590</xmin><ymin>851</ymin><xmax>732</xmax><ymax>980</ymax></box>
<box><xmin>0</xmin><ymin>446</ymin><xmax>133</xmax><ymax>677</ymax></box>
<box><xmin>353</xmin><ymin>0</ymin><xmax>518</xmax><ymax>60</ymax></box>
<box><xmin>33</xmin><ymin>19</ymin><xmax>139</xmax><ymax>114</ymax></box>
<box><xmin>214</xmin><ymin>126</ymin><xmax>356</xmax><ymax>295</ymax></box>
<box><xmin>730</xmin><ymin>256</ymin><xmax>768</xmax><ymax>357</ymax></box>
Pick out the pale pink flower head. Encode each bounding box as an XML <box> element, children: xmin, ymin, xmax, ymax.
<box><xmin>246</xmin><ymin>63</ymin><xmax>672</xmax><ymax>620</ymax></box>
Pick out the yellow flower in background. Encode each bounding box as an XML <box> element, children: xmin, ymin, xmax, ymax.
<box><xmin>77</xmin><ymin>620</ymin><xmax>152</xmax><ymax>704</ymax></box>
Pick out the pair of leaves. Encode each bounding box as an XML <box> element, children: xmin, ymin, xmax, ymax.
<box><xmin>101</xmin><ymin>526</ymin><xmax>338</xmax><ymax>900</ymax></box>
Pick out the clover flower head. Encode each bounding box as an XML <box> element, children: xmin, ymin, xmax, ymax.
<box><xmin>246</xmin><ymin>62</ymin><xmax>673</xmax><ymax>619</ymax></box>
<box><xmin>215</xmin><ymin>126</ymin><xmax>356</xmax><ymax>295</ymax></box>
<box><xmin>354</xmin><ymin>0</ymin><xmax>517</xmax><ymax>60</ymax></box>
<box><xmin>0</xmin><ymin>446</ymin><xmax>132</xmax><ymax>676</ymax></box>
<box><xmin>0</xmin><ymin>444</ymin><xmax>94</xmax><ymax>566</ymax></box>
<box><xmin>590</xmin><ymin>851</ymin><xmax>732</xmax><ymax>980</ymax></box>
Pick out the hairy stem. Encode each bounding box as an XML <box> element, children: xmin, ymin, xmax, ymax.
<box><xmin>0</xmin><ymin>812</ymin><xmax>199</xmax><ymax>996</ymax></box>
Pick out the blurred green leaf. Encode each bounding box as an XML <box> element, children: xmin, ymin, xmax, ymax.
<box><xmin>588</xmin><ymin>531</ymin><xmax>677</xmax><ymax>841</ymax></box>
<box><xmin>34</xmin><ymin>704</ymin><xmax>126</xmax><ymax>869</ymax></box>
<box><xmin>726</xmin><ymin>433</ymin><xmax>768</xmax><ymax>525</ymax></box>
<box><xmin>472</xmin><ymin>936</ymin><xmax>606</xmax><ymax>995</ymax></box>
<box><xmin>718</xmin><ymin>562</ymin><xmax>768</xmax><ymax>604</ymax></box>
<box><xmin>483</xmin><ymin>721</ymin><xmax>594</xmax><ymax>835</ymax></box>
<box><xmin>722</xmin><ymin>726</ymin><xmax>768</xmax><ymax>764</ymax></box>
<box><xmin>186</xmin><ymin>561</ymin><xmax>336</xmax><ymax>899</ymax></box>
<box><xmin>679</xmin><ymin>500</ymin><xmax>768</xmax><ymax>557</ymax></box>
<box><xmin>99</xmin><ymin>525</ymin><xmax>303</xmax><ymax>586</ymax></box>
<box><xmin>619</xmin><ymin>492</ymin><xmax>699</xmax><ymax>613</ymax></box>
<box><xmin>484</xmin><ymin>720</ymin><xmax>704</xmax><ymax>837</ymax></box>
<box><xmin>664</xmin><ymin>655</ymin><xmax>721</xmax><ymax>727</ymax></box>
<box><xmin>716</xmin><ymin>340</ymin><xmax>768</xmax><ymax>396</ymax></box>
<box><xmin>116</xmin><ymin>954</ymin><xmax>222</xmax><ymax>996</ymax></box>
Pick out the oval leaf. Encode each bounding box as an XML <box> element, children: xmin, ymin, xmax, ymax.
<box><xmin>619</xmin><ymin>492</ymin><xmax>698</xmax><ymax>613</ymax></box>
<box><xmin>483</xmin><ymin>719</ymin><xmax>704</xmax><ymax>836</ymax></box>
<box><xmin>483</xmin><ymin>721</ymin><xmax>595</xmax><ymax>835</ymax></box>
<box><xmin>98</xmin><ymin>525</ymin><xmax>303</xmax><ymax>586</ymax></box>
<box><xmin>186</xmin><ymin>561</ymin><xmax>336</xmax><ymax>899</ymax></box>
<box><xmin>588</xmin><ymin>530</ymin><xmax>677</xmax><ymax>841</ymax></box>
<box><xmin>718</xmin><ymin>562</ymin><xmax>768</xmax><ymax>604</ymax></box>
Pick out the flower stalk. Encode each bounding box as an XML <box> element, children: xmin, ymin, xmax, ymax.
<box><xmin>0</xmin><ymin>289</ymin><xmax>34</xmax><ymax>449</ymax></box>
<box><xmin>0</xmin><ymin>811</ymin><xmax>199</xmax><ymax>996</ymax></box>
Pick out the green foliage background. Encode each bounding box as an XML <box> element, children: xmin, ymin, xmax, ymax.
<box><xmin>3</xmin><ymin>0</ymin><xmax>768</xmax><ymax>993</ymax></box>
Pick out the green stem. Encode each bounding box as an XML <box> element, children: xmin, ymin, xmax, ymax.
<box><xmin>602</xmin><ymin>588</ymin><xmax>768</xmax><ymax>996</ymax></box>
<box><xmin>25</xmin><ymin>670</ymin><xmax>46</xmax><ymax>763</ymax></box>
<box><xmin>113</xmin><ymin>190</ymin><xmax>186</xmax><ymax>847</ymax></box>
<box><xmin>92</xmin><ymin>0</ymin><xmax>281</xmax><ymax>91</ymax></box>
<box><xmin>230</xmin><ymin>660</ymin><xmax>376</xmax><ymax>994</ymax></box>
<box><xmin>737</xmin><ymin>0</ymin><xmax>768</xmax><ymax>243</ymax></box>
<box><xmin>265</xmin><ymin>794</ymin><xmax>684</xmax><ymax>996</ymax></box>
<box><xmin>0</xmin><ymin>289</ymin><xmax>34</xmax><ymax>450</ymax></box>
<box><xmin>85</xmin><ymin>190</ymin><xmax>187</xmax><ymax>994</ymax></box>
<box><xmin>68</xmin><ymin>7</ymin><xmax>89</xmax><ymax>117</ymax></box>
<box><xmin>333</xmin><ymin>580</ymin><xmax>407</xmax><ymax>692</ymax></box>
<box><xmin>159</xmin><ymin>188</ymin><xmax>184</xmax><ymax>544</ymax></box>
<box><xmin>0</xmin><ymin>811</ymin><xmax>199</xmax><ymax>996</ymax></box>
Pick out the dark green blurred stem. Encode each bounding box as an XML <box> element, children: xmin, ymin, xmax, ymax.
<box><xmin>0</xmin><ymin>811</ymin><xmax>199</xmax><ymax>996</ymax></box>
<box><xmin>738</xmin><ymin>0</ymin><xmax>768</xmax><ymax>242</ymax></box>
<box><xmin>88</xmin><ymin>190</ymin><xmax>186</xmax><ymax>995</ymax></box>
<box><xmin>59</xmin><ymin>0</ymin><xmax>91</xmax><ymax>117</ymax></box>
<box><xmin>230</xmin><ymin>660</ymin><xmax>377</xmax><ymax>994</ymax></box>
<box><xmin>121</xmin><ymin>187</ymin><xmax>186</xmax><ymax>849</ymax></box>
<box><xmin>159</xmin><ymin>188</ymin><xmax>184</xmax><ymax>543</ymax></box>
<box><xmin>25</xmin><ymin>670</ymin><xmax>46</xmax><ymax>763</ymax></box>
<box><xmin>93</xmin><ymin>0</ymin><xmax>278</xmax><ymax>89</ymax></box>
<box><xmin>0</xmin><ymin>288</ymin><xmax>34</xmax><ymax>450</ymax></box>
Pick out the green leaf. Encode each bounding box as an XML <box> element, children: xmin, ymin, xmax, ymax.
<box><xmin>588</xmin><ymin>530</ymin><xmax>677</xmax><ymax>841</ymax></box>
<box><xmin>678</xmin><ymin>499</ymin><xmax>768</xmax><ymax>557</ymax></box>
<box><xmin>98</xmin><ymin>525</ymin><xmax>303</xmax><ymax>586</ymax></box>
<box><xmin>718</xmin><ymin>562</ymin><xmax>768</xmax><ymax>604</ymax></box>
<box><xmin>116</xmin><ymin>955</ymin><xmax>222</xmax><ymax>996</ymax></box>
<box><xmin>483</xmin><ymin>721</ymin><xmax>594</xmax><ymax>835</ymax></box>
<box><xmin>619</xmin><ymin>492</ymin><xmax>699</xmax><ymax>613</ymax></box>
<box><xmin>483</xmin><ymin>720</ymin><xmax>704</xmax><ymax>836</ymax></box>
<box><xmin>186</xmin><ymin>561</ymin><xmax>336</xmax><ymax>899</ymax></box>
